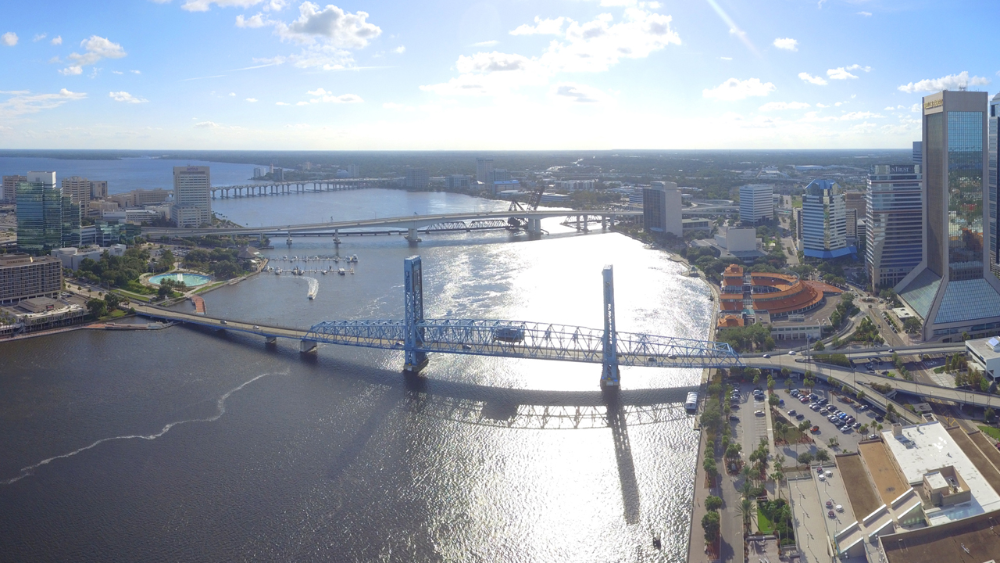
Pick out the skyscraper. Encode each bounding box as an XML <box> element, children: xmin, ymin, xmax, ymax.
<box><xmin>990</xmin><ymin>93</ymin><xmax>1000</xmax><ymax>275</ymax></box>
<box><xmin>642</xmin><ymin>181</ymin><xmax>682</xmax><ymax>236</ymax></box>
<box><xmin>898</xmin><ymin>90</ymin><xmax>1000</xmax><ymax>341</ymax></box>
<box><xmin>172</xmin><ymin>166</ymin><xmax>212</xmax><ymax>228</ymax></box>
<box><xmin>2</xmin><ymin>175</ymin><xmax>26</xmax><ymax>203</ymax></box>
<box><xmin>404</xmin><ymin>167</ymin><xmax>429</xmax><ymax>190</ymax></box>
<box><xmin>61</xmin><ymin>176</ymin><xmax>93</xmax><ymax>207</ymax></box>
<box><xmin>913</xmin><ymin>141</ymin><xmax>923</xmax><ymax>165</ymax></box>
<box><xmin>61</xmin><ymin>196</ymin><xmax>81</xmax><ymax>248</ymax></box>
<box><xmin>866</xmin><ymin>164</ymin><xmax>923</xmax><ymax>290</ymax></box>
<box><xmin>738</xmin><ymin>184</ymin><xmax>773</xmax><ymax>224</ymax></box>
<box><xmin>476</xmin><ymin>158</ymin><xmax>494</xmax><ymax>186</ymax></box>
<box><xmin>801</xmin><ymin>179</ymin><xmax>853</xmax><ymax>259</ymax></box>
<box><xmin>16</xmin><ymin>171</ymin><xmax>63</xmax><ymax>254</ymax></box>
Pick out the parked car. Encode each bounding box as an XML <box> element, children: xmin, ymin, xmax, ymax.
<box><xmin>810</xmin><ymin>426</ymin><xmax>820</xmax><ymax>433</ymax></box>
<box><xmin>762</xmin><ymin>354</ymin><xmax>771</xmax><ymax>358</ymax></box>
<box><xmin>730</xmin><ymin>415</ymin><xmax>740</xmax><ymax>422</ymax></box>
<box><xmin>787</xmin><ymin>410</ymin><xmax>797</xmax><ymax>417</ymax></box>
<box><xmin>755</xmin><ymin>410</ymin><xmax>765</xmax><ymax>416</ymax></box>
<box><xmin>796</xmin><ymin>413</ymin><xmax>805</xmax><ymax>420</ymax></box>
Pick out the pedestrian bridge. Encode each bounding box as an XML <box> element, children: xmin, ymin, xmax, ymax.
<box><xmin>134</xmin><ymin>256</ymin><xmax>741</xmax><ymax>387</ymax></box>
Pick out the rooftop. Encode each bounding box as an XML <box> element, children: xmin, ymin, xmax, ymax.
<box><xmin>880</xmin><ymin>508</ymin><xmax>1000</xmax><ymax>563</ymax></box>
<box><xmin>881</xmin><ymin>421</ymin><xmax>1000</xmax><ymax>526</ymax></box>
<box><xmin>967</xmin><ymin>335</ymin><xmax>1000</xmax><ymax>361</ymax></box>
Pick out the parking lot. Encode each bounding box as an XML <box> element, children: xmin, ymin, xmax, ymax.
<box><xmin>773</xmin><ymin>378</ymin><xmax>886</xmax><ymax>460</ymax></box>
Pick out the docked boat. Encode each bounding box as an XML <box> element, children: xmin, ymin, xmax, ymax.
<box><xmin>338</xmin><ymin>268</ymin><xmax>346</xmax><ymax>276</ymax></box>
<box><xmin>685</xmin><ymin>392</ymin><xmax>698</xmax><ymax>412</ymax></box>
<box><xmin>348</xmin><ymin>255</ymin><xmax>359</xmax><ymax>263</ymax></box>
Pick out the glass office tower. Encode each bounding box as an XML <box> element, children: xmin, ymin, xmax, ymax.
<box><xmin>898</xmin><ymin>90</ymin><xmax>1000</xmax><ymax>340</ymax></box>
<box><xmin>16</xmin><ymin>171</ymin><xmax>63</xmax><ymax>254</ymax></box>
<box><xmin>866</xmin><ymin>164</ymin><xmax>923</xmax><ymax>289</ymax></box>
<box><xmin>61</xmin><ymin>196</ymin><xmax>81</xmax><ymax>248</ymax></box>
<box><xmin>990</xmin><ymin>93</ymin><xmax>1000</xmax><ymax>275</ymax></box>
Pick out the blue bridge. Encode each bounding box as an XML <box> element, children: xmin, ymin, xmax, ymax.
<box><xmin>135</xmin><ymin>256</ymin><xmax>742</xmax><ymax>387</ymax></box>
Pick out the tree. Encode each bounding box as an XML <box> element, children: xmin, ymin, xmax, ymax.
<box><xmin>86</xmin><ymin>298</ymin><xmax>107</xmax><ymax>318</ymax></box>
<box><xmin>725</xmin><ymin>443</ymin><xmax>742</xmax><ymax>461</ymax></box>
<box><xmin>705</xmin><ymin>495</ymin><xmax>723</xmax><ymax>511</ymax></box>
<box><xmin>798</xmin><ymin>420</ymin><xmax>811</xmax><ymax>432</ymax></box>
<box><xmin>797</xmin><ymin>452</ymin><xmax>813</xmax><ymax>465</ymax></box>
<box><xmin>815</xmin><ymin>449</ymin><xmax>830</xmax><ymax>463</ymax></box>
<box><xmin>814</xmin><ymin>340</ymin><xmax>825</xmax><ymax>351</ymax></box>
<box><xmin>703</xmin><ymin>457</ymin><xmax>717</xmax><ymax>478</ymax></box>
<box><xmin>828</xmin><ymin>437</ymin><xmax>839</xmax><ymax>448</ymax></box>
<box><xmin>769</xmin><ymin>394</ymin><xmax>780</xmax><ymax>406</ymax></box>
<box><xmin>735</xmin><ymin>498</ymin><xmax>756</xmax><ymax>534</ymax></box>
<box><xmin>986</xmin><ymin>407</ymin><xmax>996</xmax><ymax>423</ymax></box>
<box><xmin>104</xmin><ymin>292</ymin><xmax>121</xmax><ymax>311</ymax></box>
<box><xmin>702</xmin><ymin>511</ymin><xmax>721</xmax><ymax>543</ymax></box>
<box><xmin>859</xmin><ymin>424</ymin><xmax>869</xmax><ymax>435</ymax></box>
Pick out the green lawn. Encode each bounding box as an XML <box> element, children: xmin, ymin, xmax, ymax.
<box><xmin>979</xmin><ymin>425</ymin><xmax>1000</xmax><ymax>441</ymax></box>
<box><xmin>757</xmin><ymin>506</ymin><xmax>774</xmax><ymax>534</ymax></box>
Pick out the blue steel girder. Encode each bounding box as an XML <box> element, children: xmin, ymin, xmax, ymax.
<box><xmin>303</xmin><ymin>317</ymin><xmax>742</xmax><ymax>369</ymax></box>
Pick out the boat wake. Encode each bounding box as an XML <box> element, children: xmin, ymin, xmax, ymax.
<box><xmin>305</xmin><ymin>276</ymin><xmax>319</xmax><ymax>300</ymax></box>
<box><xmin>0</xmin><ymin>370</ymin><xmax>285</xmax><ymax>485</ymax></box>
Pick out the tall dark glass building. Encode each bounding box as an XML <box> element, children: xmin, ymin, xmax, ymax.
<box><xmin>866</xmin><ymin>164</ymin><xmax>922</xmax><ymax>290</ymax></box>
<box><xmin>990</xmin><ymin>93</ymin><xmax>1000</xmax><ymax>275</ymax></box>
<box><xmin>16</xmin><ymin>171</ymin><xmax>63</xmax><ymax>254</ymax></box>
<box><xmin>899</xmin><ymin>91</ymin><xmax>1000</xmax><ymax>340</ymax></box>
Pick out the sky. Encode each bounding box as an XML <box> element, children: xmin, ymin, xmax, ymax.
<box><xmin>0</xmin><ymin>0</ymin><xmax>996</xmax><ymax>150</ymax></box>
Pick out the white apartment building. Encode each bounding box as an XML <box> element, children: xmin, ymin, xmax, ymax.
<box><xmin>739</xmin><ymin>184</ymin><xmax>773</xmax><ymax>224</ymax></box>
<box><xmin>172</xmin><ymin>166</ymin><xmax>211</xmax><ymax>228</ymax></box>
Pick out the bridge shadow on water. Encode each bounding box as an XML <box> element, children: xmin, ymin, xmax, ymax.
<box><xmin>186</xmin><ymin>322</ymin><xmax>696</xmax><ymax>525</ymax></box>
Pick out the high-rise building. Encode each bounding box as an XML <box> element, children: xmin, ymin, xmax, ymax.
<box><xmin>476</xmin><ymin>158</ymin><xmax>494</xmax><ymax>185</ymax></box>
<box><xmin>172</xmin><ymin>166</ymin><xmax>211</xmax><ymax>228</ymax></box>
<box><xmin>61</xmin><ymin>196</ymin><xmax>81</xmax><ymax>248</ymax></box>
<box><xmin>446</xmin><ymin>175</ymin><xmax>471</xmax><ymax>189</ymax></box>
<box><xmin>990</xmin><ymin>93</ymin><xmax>1000</xmax><ymax>275</ymax></box>
<box><xmin>738</xmin><ymin>184</ymin><xmax>773</xmax><ymax>224</ymax></box>
<box><xmin>866</xmin><ymin>164</ymin><xmax>923</xmax><ymax>290</ymax></box>
<box><xmin>404</xmin><ymin>168</ymin><xmax>429</xmax><ymax>190</ymax></box>
<box><xmin>642</xmin><ymin>181</ymin><xmax>682</xmax><ymax>236</ymax></box>
<box><xmin>61</xmin><ymin>176</ymin><xmax>93</xmax><ymax>207</ymax></box>
<box><xmin>2</xmin><ymin>175</ymin><xmax>26</xmax><ymax>203</ymax></box>
<box><xmin>913</xmin><ymin>141</ymin><xmax>923</xmax><ymax>165</ymax></box>
<box><xmin>801</xmin><ymin>179</ymin><xmax>854</xmax><ymax>259</ymax></box>
<box><xmin>16</xmin><ymin>172</ymin><xmax>64</xmax><ymax>254</ymax></box>
<box><xmin>844</xmin><ymin>191</ymin><xmax>866</xmax><ymax>232</ymax></box>
<box><xmin>0</xmin><ymin>253</ymin><xmax>62</xmax><ymax>304</ymax></box>
<box><xmin>845</xmin><ymin>208</ymin><xmax>858</xmax><ymax>239</ymax></box>
<box><xmin>90</xmin><ymin>180</ymin><xmax>108</xmax><ymax>200</ymax></box>
<box><xmin>898</xmin><ymin>90</ymin><xmax>1000</xmax><ymax>341</ymax></box>
<box><xmin>347</xmin><ymin>164</ymin><xmax>360</xmax><ymax>178</ymax></box>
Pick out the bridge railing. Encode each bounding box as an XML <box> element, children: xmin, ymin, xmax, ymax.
<box><xmin>304</xmin><ymin>320</ymin><xmax>406</xmax><ymax>348</ymax></box>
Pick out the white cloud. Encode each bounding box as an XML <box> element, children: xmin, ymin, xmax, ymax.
<box><xmin>229</xmin><ymin>92</ymin><xmax>236</xmax><ymax>96</ymax></box>
<box><xmin>702</xmin><ymin>77</ymin><xmax>775</xmax><ymax>101</ymax></box>
<box><xmin>857</xmin><ymin>11</ymin><xmax>872</xmax><ymax>16</ymax></box>
<box><xmin>798</xmin><ymin>72</ymin><xmax>827</xmax><ymax>86</ymax></box>
<box><xmin>112</xmin><ymin>70</ymin><xmax>123</xmax><ymax>75</ymax></box>
<box><xmin>551</xmin><ymin>82</ymin><xmax>609</xmax><ymax>103</ymax></box>
<box><xmin>276</xmin><ymin>2</ymin><xmax>381</xmax><ymax>48</ymax></box>
<box><xmin>471</xmin><ymin>40</ymin><xmax>498</xmax><ymax>47</ymax></box>
<box><xmin>510</xmin><ymin>16</ymin><xmax>567</xmax><ymax>36</ymax></box>
<box><xmin>432</xmin><ymin>7</ymin><xmax>680</xmax><ymax>95</ymax></box>
<box><xmin>131</xmin><ymin>69</ymin><xmax>141</xmax><ymax>74</ymax></box>
<box><xmin>51</xmin><ymin>36</ymin><xmax>62</xmax><ymax>45</ymax></box>
<box><xmin>457</xmin><ymin>51</ymin><xmax>532</xmax><ymax>73</ymax></box>
<box><xmin>194</xmin><ymin>121</ymin><xmax>220</xmax><ymax>128</ymax></box>
<box><xmin>305</xmin><ymin>88</ymin><xmax>362</xmax><ymax>103</ymax></box>
<box><xmin>109</xmin><ymin>91</ymin><xmax>148</xmax><ymax>103</ymax></box>
<box><xmin>246</xmin><ymin>97</ymin><xmax>258</xmax><ymax>102</ymax></box>
<box><xmin>897</xmin><ymin>71</ymin><xmax>991</xmax><ymax>93</ymax></box>
<box><xmin>33</xmin><ymin>33</ymin><xmax>47</xmax><ymax>42</ymax></box>
<box><xmin>60</xmin><ymin>36</ymin><xmax>126</xmax><ymax>76</ymax></box>
<box><xmin>0</xmin><ymin>88</ymin><xmax>86</xmax><ymax>118</ymax></box>
<box><xmin>772</xmin><ymin>38</ymin><xmax>798</xmax><ymax>51</ymax></box>
<box><xmin>759</xmin><ymin>101</ymin><xmax>810</xmax><ymax>111</ymax></box>
<box><xmin>276</xmin><ymin>101</ymin><xmax>290</xmax><ymax>105</ymax></box>
<box><xmin>393</xmin><ymin>45</ymin><xmax>405</xmax><ymax>54</ymax></box>
<box><xmin>720</xmin><ymin>56</ymin><xmax>732</xmax><ymax>61</ymax></box>
<box><xmin>236</xmin><ymin>13</ymin><xmax>267</xmax><ymax>27</ymax></box>
<box><xmin>826</xmin><ymin>64</ymin><xmax>870</xmax><ymax>80</ymax></box>
<box><xmin>1</xmin><ymin>32</ymin><xmax>17</xmax><ymax>47</ymax></box>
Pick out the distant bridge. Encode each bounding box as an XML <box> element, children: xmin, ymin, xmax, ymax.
<box><xmin>210</xmin><ymin>177</ymin><xmax>392</xmax><ymax>199</ymax></box>
<box><xmin>134</xmin><ymin>256</ymin><xmax>741</xmax><ymax>387</ymax></box>
<box><xmin>142</xmin><ymin>209</ymin><xmax>642</xmax><ymax>242</ymax></box>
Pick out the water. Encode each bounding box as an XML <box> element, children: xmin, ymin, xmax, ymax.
<box><xmin>0</xmin><ymin>182</ymin><xmax>712</xmax><ymax>562</ymax></box>
<box><xmin>0</xmin><ymin>156</ymin><xmax>266</xmax><ymax>194</ymax></box>
<box><xmin>149</xmin><ymin>273</ymin><xmax>213</xmax><ymax>287</ymax></box>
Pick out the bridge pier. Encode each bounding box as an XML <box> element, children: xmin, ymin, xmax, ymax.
<box><xmin>403</xmin><ymin>256</ymin><xmax>428</xmax><ymax>372</ymax></box>
<box><xmin>333</xmin><ymin>229</ymin><xmax>341</xmax><ymax>246</ymax></box>
<box><xmin>300</xmin><ymin>339</ymin><xmax>317</xmax><ymax>353</ymax></box>
<box><xmin>601</xmin><ymin>265</ymin><xmax>620</xmax><ymax>387</ymax></box>
<box><xmin>406</xmin><ymin>228</ymin><xmax>421</xmax><ymax>244</ymax></box>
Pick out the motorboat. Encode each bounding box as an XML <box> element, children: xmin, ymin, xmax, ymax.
<box><xmin>338</xmin><ymin>268</ymin><xmax>346</xmax><ymax>276</ymax></box>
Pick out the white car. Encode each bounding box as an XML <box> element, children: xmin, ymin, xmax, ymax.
<box><xmin>754</xmin><ymin>410</ymin><xmax>765</xmax><ymax>416</ymax></box>
<box><xmin>788</xmin><ymin>351</ymin><xmax>797</xmax><ymax>356</ymax></box>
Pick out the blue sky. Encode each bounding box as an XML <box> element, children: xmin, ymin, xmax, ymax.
<box><xmin>0</xmin><ymin>0</ymin><xmax>995</xmax><ymax>150</ymax></box>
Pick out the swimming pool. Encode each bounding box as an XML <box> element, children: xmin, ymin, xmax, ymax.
<box><xmin>149</xmin><ymin>273</ymin><xmax>212</xmax><ymax>287</ymax></box>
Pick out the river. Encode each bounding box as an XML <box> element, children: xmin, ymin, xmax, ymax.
<box><xmin>0</xmin><ymin>170</ymin><xmax>712</xmax><ymax>562</ymax></box>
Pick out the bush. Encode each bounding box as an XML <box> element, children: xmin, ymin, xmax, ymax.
<box><xmin>702</xmin><ymin>511</ymin><xmax>721</xmax><ymax>542</ymax></box>
<box><xmin>705</xmin><ymin>496</ymin><xmax>723</xmax><ymax>511</ymax></box>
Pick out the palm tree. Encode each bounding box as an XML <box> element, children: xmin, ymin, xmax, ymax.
<box><xmin>736</xmin><ymin>498</ymin><xmax>757</xmax><ymax>534</ymax></box>
<box><xmin>770</xmin><ymin>471</ymin><xmax>785</xmax><ymax>499</ymax></box>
